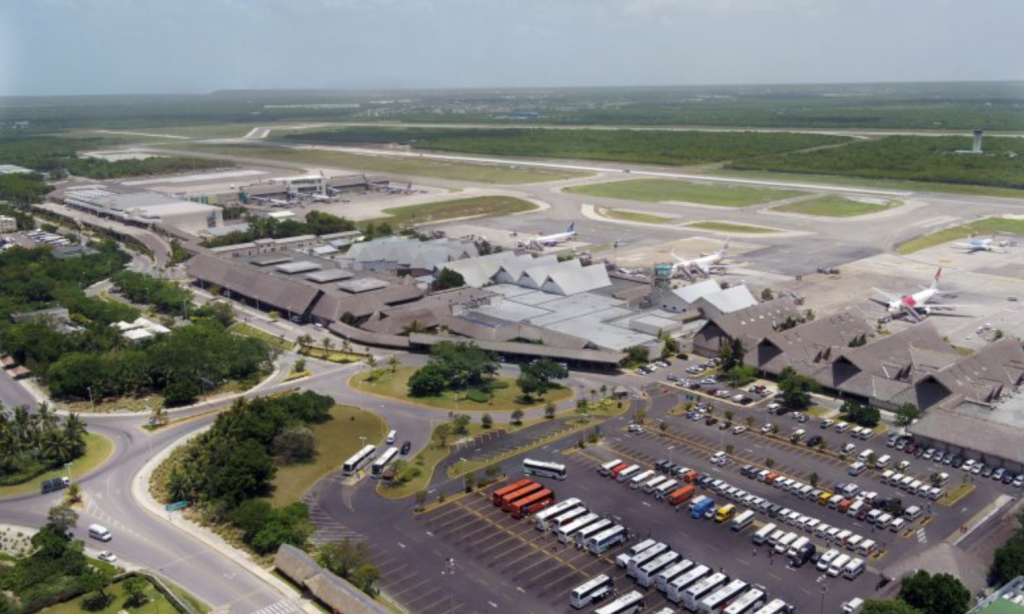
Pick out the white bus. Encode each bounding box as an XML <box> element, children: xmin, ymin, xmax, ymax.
<box><xmin>667</xmin><ymin>564</ymin><xmax>710</xmax><ymax>604</ymax></box>
<box><xmin>370</xmin><ymin>446</ymin><xmax>399</xmax><ymax>477</ymax></box>
<box><xmin>643</xmin><ymin>474</ymin><xmax>668</xmax><ymax>493</ymax></box>
<box><xmin>629</xmin><ymin>469</ymin><xmax>656</xmax><ymax>489</ymax></box>
<box><xmin>698</xmin><ymin>579</ymin><xmax>748</xmax><ymax>614</ymax></box>
<box><xmin>616</xmin><ymin>538</ymin><xmax>657</xmax><ymax>568</ymax></box>
<box><xmin>616</xmin><ymin>464</ymin><xmax>641</xmax><ymax>482</ymax></box>
<box><xmin>523</xmin><ymin>458</ymin><xmax>567</xmax><ymax>480</ymax></box>
<box><xmin>753</xmin><ymin>599</ymin><xmax>793</xmax><ymax>614</ymax></box>
<box><xmin>551</xmin><ymin>507</ymin><xmax>588</xmax><ymax>532</ymax></box>
<box><xmin>627</xmin><ymin>542</ymin><xmax>669</xmax><ymax>578</ymax></box>
<box><xmin>724</xmin><ymin>587</ymin><xmax>767</xmax><ymax>614</ymax></box>
<box><xmin>731</xmin><ymin>509</ymin><xmax>756</xmax><ymax>531</ymax></box>
<box><xmin>653</xmin><ymin>479</ymin><xmax>679</xmax><ymax>500</ymax></box>
<box><xmin>637</xmin><ymin>551</ymin><xmax>681</xmax><ymax>588</ymax></box>
<box><xmin>599</xmin><ymin>459</ymin><xmax>623</xmax><ymax>476</ymax></box>
<box><xmin>594</xmin><ymin>591</ymin><xmax>645</xmax><ymax>614</ymax></box>
<box><xmin>556</xmin><ymin>512</ymin><xmax>601</xmax><ymax>544</ymax></box>
<box><xmin>753</xmin><ymin>523</ymin><xmax>777</xmax><ymax>545</ymax></box>
<box><xmin>683</xmin><ymin>572</ymin><xmax>729</xmax><ymax>611</ymax></box>
<box><xmin>587</xmin><ymin>525</ymin><xmax>628</xmax><ymax>555</ymax></box>
<box><xmin>534</xmin><ymin>498</ymin><xmax>584</xmax><ymax>531</ymax></box>
<box><xmin>655</xmin><ymin>559</ymin><xmax>694</xmax><ymax>593</ymax></box>
<box><xmin>575</xmin><ymin>519</ymin><xmax>612</xmax><ymax>548</ymax></box>
<box><xmin>569</xmin><ymin>574</ymin><xmax>614</xmax><ymax>609</ymax></box>
<box><xmin>342</xmin><ymin>444</ymin><xmax>377</xmax><ymax>475</ymax></box>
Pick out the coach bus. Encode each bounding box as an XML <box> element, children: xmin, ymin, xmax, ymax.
<box><xmin>627</xmin><ymin>542</ymin><xmax>668</xmax><ymax>578</ymax></box>
<box><xmin>556</xmin><ymin>512</ymin><xmax>600</xmax><ymax>544</ymax></box>
<box><xmin>655</xmin><ymin>559</ymin><xmax>694</xmax><ymax>593</ymax></box>
<box><xmin>752</xmin><ymin>598</ymin><xmax>794</xmax><ymax>614</ymax></box>
<box><xmin>492</xmin><ymin>479</ymin><xmax>534</xmax><ymax>506</ymax></box>
<box><xmin>724</xmin><ymin>587</ymin><xmax>768</xmax><ymax>614</ymax></box>
<box><xmin>698</xmin><ymin>579</ymin><xmax>749</xmax><ymax>614</ymax></box>
<box><xmin>569</xmin><ymin>574</ymin><xmax>614</xmax><ymax>609</ymax></box>
<box><xmin>574</xmin><ymin>519</ymin><xmax>612</xmax><ymax>548</ymax></box>
<box><xmin>370</xmin><ymin>446</ymin><xmax>399</xmax><ymax>477</ymax></box>
<box><xmin>533</xmin><ymin>498</ymin><xmax>583</xmax><ymax>531</ymax></box>
<box><xmin>523</xmin><ymin>458</ymin><xmax>568</xmax><ymax>480</ymax></box>
<box><xmin>594</xmin><ymin>591</ymin><xmax>644</xmax><ymax>614</ymax></box>
<box><xmin>666</xmin><ymin>564</ymin><xmax>710</xmax><ymax>604</ymax></box>
<box><xmin>587</xmin><ymin>524</ymin><xmax>627</xmax><ymax>555</ymax></box>
<box><xmin>636</xmin><ymin>550</ymin><xmax>681</xmax><ymax>588</ymax></box>
<box><xmin>342</xmin><ymin>445</ymin><xmax>377</xmax><ymax>476</ymax></box>
<box><xmin>500</xmin><ymin>482</ymin><xmax>544</xmax><ymax>512</ymax></box>
<box><xmin>599</xmin><ymin>459</ymin><xmax>623</xmax><ymax>476</ymax></box>
<box><xmin>681</xmin><ymin>572</ymin><xmax>728</xmax><ymax>610</ymax></box>
<box><xmin>550</xmin><ymin>507</ymin><xmax>589</xmax><ymax>533</ymax></box>
<box><xmin>509</xmin><ymin>489</ymin><xmax>554</xmax><ymax>519</ymax></box>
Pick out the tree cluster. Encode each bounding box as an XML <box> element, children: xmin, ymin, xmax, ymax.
<box><xmin>717</xmin><ymin>338</ymin><xmax>746</xmax><ymax>372</ymax></box>
<box><xmin>407</xmin><ymin>341</ymin><xmax>498</xmax><ymax>398</ymax></box>
<box><xmin>205</xmin><ymin>210</ymin><xmax>362</xmax><ymax>247</ymax></box>
<box><xmin>778</xmin><ymin>366</ymin><xmax>819</xmax><ymax>411</ymax></box>
<box><xmin>840</xmin><ymin>399</ymin><xmax>882</xmax><ymax>427</ymax></box>
<box><xmin>992</xmin><ymin>508</ymin><xmax>1024</xmax><ymax>586</ymax></box>
<box><xmin>229</xmin><ymin>500</ymin><xmax>313</xmax><ymax>555</ymax></box>
<box><xmin>0</xmin><ymin>404</ymin><xmax>87</xmax><ymax>485</ymax></box>
<box><xmin>898</xmin><ymin>570</ymin><xmax>971</xmax><ymax>614</ymax></box>
<box><xmin>317</xmin><ymin>539</ymin><xmax>381</xmax><ymax>596</ymax></box>
<box><xmin>111</xmin><ymin>271</ymin><xmax>193</xmax><ymax>316</ymax></box>
<box><xmin>433</xmin><ymin>267</ymin><xmax>465</xmax><ymax>291</ymax></box>
<box><xmin>516</xmin><ymin>358</ymin><xmax>568</xmax><ymax>401</ymax></box>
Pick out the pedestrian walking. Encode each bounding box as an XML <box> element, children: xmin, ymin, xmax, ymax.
<box><xmin>752</xmin><ymin>547</ymin><xmax>757</xmax><ymax>557</ymax></box>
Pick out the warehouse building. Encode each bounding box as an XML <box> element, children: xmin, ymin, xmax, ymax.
<box><xmin>63</xmin><ymin>187</ymin><xmax>223</xmax><ymax>234</ymax></box>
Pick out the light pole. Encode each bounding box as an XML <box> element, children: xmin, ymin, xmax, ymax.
<box><xmin>87</xmin><ymin>386</ymin><xmax>94</xmax><ymax>408</ymax></box>
<box><xmin>817</xmin><ymin>574</ymin><xmax>829</xmax><ymax>614</ymax></box>
<box><xmin>65</xmin><ymin>461</ymin><xmax>73</xmax><ymax>482</ymax></box>
<box><xmin>442</xmin><ymin>557</ymin><xmax>456</xmax><ymax>614</ymax></box>
<box><xmin>667</xmin><ymin>445</ymin><xmax>675</xmax><ymax>467</ymax></box>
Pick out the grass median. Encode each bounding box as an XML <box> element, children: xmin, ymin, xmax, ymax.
<box><xmin>229</xmin><ymin>321</ymin><xmax>295</xmax><ymax>351</ymax></box>
<box><xmin>596</xmin><ymin>207</ymin><xmax>676</xmax><ymax>224</ymax></box>
<box><xmin>775</xmin><ymin>195</ymin><xmax>900</xmax><ymax>217</ymax></box>
<box><xmin>897</xmin><ymin>217</ymin><xmax>1024</xmax><ymax>254</ymax></box>
<box><xmin>567</xmin><ymin>179</ymin><xmax>804</xmax><ymax>207</ymax></box>
<box><xmin>0</xmin><ymin>433</ymin><xmax>114</xmax><ymax>499</ymax></box>
<box><xmin>686</xmin><ymin>221</ymin><xmax>778</xmax><ymax>234</ymax></box>
<box><xmin>373</xmin><ymin>195</ymin><xmax>538</xmax><ymax>226</ymax></box>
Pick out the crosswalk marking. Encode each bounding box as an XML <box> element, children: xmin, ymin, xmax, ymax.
<box><xmin>248</xmin><ymin>599</ymin><xmax>301</xmax><ymax>614</ymax></box>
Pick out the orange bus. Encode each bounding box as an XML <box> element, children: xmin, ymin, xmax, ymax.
<box><xmin>492</xmin><ymin>479</ymin><xmax>535</xmax><ymax>507</ymax></box>
<box><xmin>609</xmin><ymin>463</ymin><xmax>629</xmax><ymax>479</ymax></box>
<box><xmin>667</xmin><ymin>485</ymin><xmax>696</xmax><ymax>506</ymax></box>
<box><xmin>501</xmin><ymin>482</ymin><xmax>544</xmax><ymax>512</ymax></box>
<box><xmin>510</xmin><ymin>489</ymin><xmax>555</xmax><ymax>519</ymax></box>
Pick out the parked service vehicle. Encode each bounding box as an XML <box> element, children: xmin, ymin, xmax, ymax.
<box><xmin>40</xmin><ymin>476</ymin><xmax>70</xmax><ymax>494</ymax></box>
<box><xmin>88</xmin><ymin>524</ymin><xmax>112</xmax><ymax>542</ymax></box>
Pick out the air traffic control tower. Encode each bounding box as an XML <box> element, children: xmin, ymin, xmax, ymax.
<box><xmin>653</xmin><ymin>262</ymin><xmax>674</xmax><ymax>290</ymax></box>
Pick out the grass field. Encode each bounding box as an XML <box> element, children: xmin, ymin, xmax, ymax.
<box><xmin>775</xmin><ymin>196</ymin><xmax>900</xmax><ymax>217</ymax></box>
<box><xmin>0</xmin><ymin>433</ymin><xmax>114</xmax><ymax>499</ymax></box>
<box><xmin>711</xmin><ymin>169</ymin><xmax>1024</xmax><ymax>199</ymax></box>
<box><xmin>166</xmin><ymin>143</ymin><xmax>584</xmax><ymax>184</ymax></box>
<box><xmin>267</xmin><ymin>405</ymin><xmax>385</xmax><ymax>506</ymax></box>
<box><xmin>352</xmin><ymin>366</ymin><xmax>573</xmax><ymax>412</ymax></box>
<box><xmin>298</xmin><ymin>346</ymin><xmax>365</xmax><ymax>363</ymax></box>
<box><xmin>40</xmin><ymin>578</ymin><xmax>179</xmax><ymax>614</ymax></box>
<box><xmin>229</xmin><ymin>322</ymin><xmax>295</xmax><ymax>351</ymax></box>
<box><xmin>687</xmin><ymin>221</ymin><xmax>779</xmax><ymax>234</ymax></box>
<box><xmin>897</xmin><ymin>217</ymin><xmax>1024</xmax><ymax>254</ymax></box>
<box><xmin>566</xmin><ymin>178</ymin><xmax>805</xmax><ymax>207</ymax></box>
<box><xmin>596</xmin><ymin>207</ymin><xmax>675</xmax><ymax>224</ymax></box>
<box><xmin>375</xmin><ymin>196</ymin><xmax>538</xmax><ymax>226</ymax></box>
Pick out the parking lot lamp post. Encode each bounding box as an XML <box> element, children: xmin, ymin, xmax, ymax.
<box><xmin>817</xmin><ymin>574</ymin><xmax>829</xmax><ymax>614</ymax></box>
<box><xmin>667</xmin><ymin>445</ymin><xmax>675</xmax><ymax>467</ymax></box>
<box><xmin>442</xmin><ymin>557</ymin><xmax>456</xmax><ymax>613</ymax></box>
<box><xmin>65</xmin><ymin>462</ymin><xmax>73</xmax><ymax>482</ymax></box>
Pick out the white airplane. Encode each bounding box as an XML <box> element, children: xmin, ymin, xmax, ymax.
<box><xmin>670</xmin><ymin>239</ymin><xmax>730</xmax><ymax>279</ymax></box>
<box><xmin>871</xmin><ymin>267</ymin><xmax>968</xmax><ymax>322</ymax></box>
<box><xmin>269</xmin><ymin>199</ymin><xmax>290</xmax><ymax>208</ymax></box>
<box><xmin>524</xmin><ymin>222</ymin><xmax>577</xmax><ymax>249</ymax></box>
<box><xmin>953</xmin><ymin>237</ymin><xmax>1007</xmax><ymax>253</ymax></box>
<box><xmin>310</xmin><ymin>193</ymin><xmax>332</xmax><ymax>202</ymax></box>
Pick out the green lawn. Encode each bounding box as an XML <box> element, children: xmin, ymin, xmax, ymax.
<box><xmin>597</xmin><ymin>207</ymin><xmax>675</xmax><ymax>224</ymax></box>
<box><xmin>298</xmin><ymin>346</ymin><xmax>365</xmax><ymax>363</ymax></box>
<box><xmin>39</xmin><ymin>577</ymin><xmax>180</xmax><ymax>614</ymax></box>
<box><xmin>898</xmin><ymin>217</ymin><xmax>1024</xmax><ymax>254</ymax></box>
<box><xmin>267</xmin><ymin>405</ymin><xmax>386</xmax><ymax>506</ymax></box>
<box><xmin>0</xmin><ymin>433</ymin><xmax>114</xmax><ymax>499</ymax></box>
<box><xmin>775</xmin><ymin>195</ymin><xmax>900</xmax><ymax>217</ymax></box>
<box><xmin>352</xmin><ymin>366</ymin><xmax>573</xmax><ymax>412</ymax></box>
<box><xmin>229</xmin><ymin>321</ymin><xmax>295</xmax><ymax>351</ymax></box>
<box><xmin>566</xmin><ymin>179</ymin><xmax>805</xmax><ymax>207</ymax></box>
<box><xmin>686</xmin><ymin>221</ymin><xmax>778</xmax><ymax>234</ymax></box>
<box><xmin>164</xmin><ymin>143</ymin><xmax>584</xmax><ymax>184</ymax></box>
<box><xmin>374</xmin><ymin>196</ymin><xmax>538</xmax><ymax>226</ymax></box>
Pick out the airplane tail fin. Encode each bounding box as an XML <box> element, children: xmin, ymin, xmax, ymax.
<box><xmin>567</xmin><ymin>221</ymin><xmax>575</xmax><ymax>234</ymax></box>
<box><xmin>931</xmin><ymin>266</ymin><xmax>942</xmax><ymax>289</ymax></box>
<box><xmin>721</xmin><ymin>238</ymin><xmax>731</xmax><ymax>254</ymax></box>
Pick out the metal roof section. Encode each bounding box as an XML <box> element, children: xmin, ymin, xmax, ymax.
<box><xmin>305</xmin><ymin>269</ymin><xmax>354</xmax><ymax>284</ymax></box>
<box><xmin>275</xmin><ymin>261</ymin><xmax>322</xmax><ymax>275</ymax></box>
<box><xmin>672</xmin><ymin>279</ymin><xmax>722</xmax><ymax>304</ymax></box>
<box><xmin>338</xmin><ymin>278</ymin><xmax>391</xmax><ymax>294</ymax></box>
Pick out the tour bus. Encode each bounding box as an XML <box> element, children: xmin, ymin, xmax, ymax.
<box><xmin>616</xmin><ymin>539</ymin><xmax>657</xmax><ymax>568</ymax></box>
<box><xmin>523</xmin><ymin>458</ymin><xmax>567</xmax><ymax>480</ymax></box>
<box><xmin>731</xmin><ymin>509</ymin><xmax>756</xmax><ymax>531</ymax></box>
<box><xmin>636</xmin><ymin>550</ymin><xmax>681</xmax><ymax>588</ymax></box>
<box><xmin>629</xmin><ymin>469</ymin><xmax>656</xmax><ymax>489</ymax></box>
<box><xmin>715</xmin><ymin>504</ymin><xmax>737</xmax><ymax>523</ymax></box>
<box><xmin>534</xmin><ymin>498</ymin><xmax>584</xmax><ymax>531</ymax></box>
<box><xmin>682</xmin><ymin>572</ymin><xmax>729</xmax><ymax>611</ymax></box>
<box><xmin>551</xmin><ymin>507</ymin><xmax>589</xmax><ymax>533</ymax></box>
<box><xmin>655</xmin><ymin>559</ymin><xmax>694</xmax><ymax>593</ymax></box>
<box><xmin>510</xmin><ymin>489</ymin><xmax>555</xmax><ymax>519</ymax></box>
<box><xmin>653</xmin><ymin>479</ymin><xmax>679</xmax><ymax>500</ymax></box>
<box><xmin>370</xmin><ymin>446</ymin><xmax>399</xmax><ymax>477</ymax></box>
<box><xmin>599</xmin><ymin>459</ymin><xmax>624</xmax><ymax>476</ymax></box>
<box><xmin>569</xmin><ymin>574</ymin><xmax>614</xmax><ymax>609</ymax></box>
<box><xmin>668</xmin><ymin>485</ymin><xmax>697</xmax><ymax>506</ymax></box>
<box><xmin>724</xmin><ymin>588</ymin><xmax>768</xmax><ymax>614</ymax></box>
<box><xmin>556</xmin><ymin>512</ymin><xmax>601</xmax><ymax>544</ymax></box>
<box><xmin>575</xmin><ymin>519</ymin><xmax>613</xmax><ymax>548</ymax></box>
<box><xmin>666</xmin><ymin>564</ymin><xmax>710</xmax><ymax>604</ymax></box>
<box><xmin>616</xmin><ymin>464</ymin><xmax>641</xmax><ymax>482</ymax></box>
<box><xmin>698</xmin><ymin>579</ymin><xmax>749</xmax><ymax>614</ymax></box>
<box><xmin>753</xmin><ymin>523</ymin><xmax>777</xmax><ymax>545</ymax></box>
<box><xmin>342</xmin><ymin>444</ymin><xmax>377</xmax><ymax>476</ymax></box>
<box><xmin>594</xmin><ymin>590</ymin><xmax>645</xmax><ymax>614</ymax></box>
<box><xmin>643</xmin><ymin>474</ymin><xmax>668</xmax><ymax>493</ymax></box>
<box><xmin>492</xmin><ymin>479</ymin><xmax>535</xmax><ymax>506</ymax></box>
<box><xmin>500</xmin><ymin>482</ymin><xmax>545</xmax><ymax>512</ymax></box>
<box><xmin>627</xmin><ymin>542</ymin><xmax>669</xmax><ymax>578</ymax></box>
<box><xmin>587</xmin><ymin>525</ymin><xmax>628</xmax><ymax>555</ymax></box>
<box><xmin>753</xmin><ymin>599</ymin><xmax>794</xmax><ymax>614</ymax></box>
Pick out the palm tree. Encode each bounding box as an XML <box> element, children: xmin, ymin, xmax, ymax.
<box><xmin>321</xmin><ymin>337</ymin><xmax>334</xmax><ymax>357</ymax></box>
<box><xmin>150</xmin><ymin>405</ymin><xmax>168</xmax><ymax>427</ymax></box>
<box><xmin>744</xmin><ymin>415</ymin><xmax>755</xmax><ymax>428</ymax></box>
<box><xmin>64</xmin><ymin>483</ymin><xmax>82</xmax><ymax>505</ymax></box>
<box><xmin>600</xmin><ymin>384</ymin><xmax>608</xmax><ymax>399</ymax></box>
<box><xmin>297</xmin><ymin>334</ymin><xmax>313</xmax><ymax>349</ymax></box>
<box><xmin>387</xmin><ymin>355</ymin><xmax>399</xmax><ymax>374</ymax></box>
<box><xmin>46</xmin><ymin>430</ymin><xmax>77</xmax><ymax>464</ymax></box>
<box><xmin>765</xmin><ymin>457</ymin><xmax>776</xmax><ymax>469</ymax></box>
<box><xmin>366</xmin><ymin>354</ymin><xmax>378</xmax><ymax>369</ymax></box>
<box><xmin>809</xmin><ymin>472</ymin><xmax>819</xmax><ymax>487</ymax></box>
<box><xmin>341</xmin><ymin>337</ymin><xmax>352</xmax><ymax>354</ymax></box>
<box><xmin>724</xmin><ymin>410</ymin><xmax>734</xmax><ymax>424</ymax></box>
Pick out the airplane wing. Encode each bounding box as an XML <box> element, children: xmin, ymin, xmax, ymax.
<box><xmin>872</xmin><ymin>288</ymin><xmax>901</xmax><ymax>302</ymax></box>
<box><xmin>925</xmin><ymin>304</ymin><xmax>971</xmax><ymax>311</ymax></box>
<box><xmin>670</xmin><ymin>250</ymin><xmax>688</xmax><ymax>265</ymax></box>
<box><xmin>901</xmin><ymin>303</ymin><xmax>923</xmax><ymax>323</ymax></box>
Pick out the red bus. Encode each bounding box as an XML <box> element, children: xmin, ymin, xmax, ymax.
<box><xmin>492</xmin><ymin>479</ymin><xmax>535</xmax><ymax>507</ymax></box>
<box><xmin>609</xmin><ymin>463</ymin><xmax>629</xmax><ymax>479</ymax></box>
<box><xmin>510</xmin><ymin>489</ymin><xmax>555</xmax><ymax>519</ymax></box>
<box><xmin>500</xmin><ymin>482</ymin><xmax>544</xmax><ymax>512</ymax></box>
<box><xmin>667</xmin><ymin>485</ymin><xmax>696</xmax><ymax>506</ymax></box>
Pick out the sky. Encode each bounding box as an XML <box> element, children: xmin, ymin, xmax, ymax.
<box><xmin>2</xmin><ymin>0</ymin><xmax>1022</xmax><ymax>96</ymax></box>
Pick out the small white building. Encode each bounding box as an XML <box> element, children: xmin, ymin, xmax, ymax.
<box><xmin>112</xmin><ymin>317</ymin><xmax>171</xmax><ymax>342</ymax></box>
<box><xmin>0</xmin><ymin>215</ymin><xmax>16</xmax><ymax>233</ymax></box>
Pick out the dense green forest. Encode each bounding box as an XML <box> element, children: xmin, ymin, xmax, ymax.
<box><xmin>0</xmin><ymin>406</ymin><xmax>88</xmax><ymax>486</ymax></box>
<box><xmin>0</xmin><ymin>173</ymin><xmax>51</xmax><ymax>205</ymax></box>
<box><xmin>111</xmin><ymin>271</ymin><xmax>193</xmax><ymax>316</ymax></box>
<box><xmin>0</xmin><ymin>134</ymin><xmax>229</xmax><ymax>178</ymax></box>
<box><xmin>280</xmin><ymin>126</ymin><xmax>850</xmax><ymax>166</ymax></box>
<box><xmin>203</xmin><ymin>210</ymin><xmax>390</xmax><ymax>247</ymax></box>
<box><xmin>727</xmin><ymin>135</ymin><xmax>1024</xmax><ymax>190</ymax></box>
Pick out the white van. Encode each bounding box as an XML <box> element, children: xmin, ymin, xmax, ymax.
<box><xmin>857</xmin><ymin>539</ymin><xmax>877</xmax><ymax>557</ymax></box>
<box><xmin>767</xmin><ymin>529</ymin><xmax>786</xmax><ymax>547</ymax></box>
<box><xmin>845</xmin><ymin>534</ymin><xmax>863</xmax><ymax>552</ymax></box>
<box><xmin>616</xmin><ymin>465</ymin><xmax>640</xmax><ymax>482</ymax></box>
<box><xmin>876</xmin><ymin>513</ymin><xmax>893</xmax><ymax>528</ymax></box>
<box><xmin>630</xmin><ymin>469</ymin><xmax>655</xmax><ymax>489</ymax></box>
<box><xmin>904</xmin><ymin>505</ymin><xmax>924</xmax><ymax>521</ymax></box>
<box><xmin>858</xmin><ymin>449</ymin><xmax>875</xmax><ymax>463</ymax></box>
<box><xmin>791</xmin><ymin>429</ymin><xmax>806</xmax><ymax>442</ymax></box>
<box><xmin>899</xmin><ymin>475</ymin><xmax>915</xmax><ymax>490</ymax></box>
<box><xmin>798</xmin><ymin>484</ymin><xmax>814</xmax><ymax>500</ymax></box>
<box><xmin>88</xmin><ymin>524</ymin><xmax>112</xmax><ymax>542</ymax></box>
<box><xmin>843</xmin><ymin>557</ymin><xmax>865</xmax><ymax>580</ymax></box>
<box><xmin>815</xmin><ymin>522</ymin><xmax>832</xmax><ymax>538</ymax></box>
<box><xmin>889</xmin><ymin>518</ymin><xmax>906</xmax><ymax>533</ymax></box>
<box><xmin>828</xmin><ymin>554</ymin><xmax>852</xmax><ymax>577</ymax></box>
<box><xmin>731</xmin><ymin>510</ymin><xmax>756</xmax><ymax>531</ymax></box>
<box><xmin>386</xmin><ymin>430</ymin><xmax>397</xmax><ymax>444</ymax></box>
<box><xmin>846</xmin><ymin>500</ymin><xmax>864</xmax><ymax>518</ymax></box>
<box><xmin>880</xmin><ymin>469</ymin><xmax>895</xmax><ymax>484</ymax></box>
<box><xmin>786</xmin><ymin>536</ymin><xmax>810</xmax><ymax>559</ymax></box>
<box><xmin>875</xmin><ymin>454</ymin><xmax>892</xmax><ymax>469</ymax></box>
<box><xmin>816</xmin><ymin>548</ymin><xmax>841</xmax><ymax>572</ymax></box>
<box><xmin>753</xmin><ymin>523</ymin><xmax>777</xmax><ymax>545</ymax></box>
<box><xmin>835</xmin><ymin>529</ymin><xmax>852</xmax><ymax>545</ymax></box>
<box><xmin>848</xmin><ymin>462</ymin><xmax>867</xmax><ymax>476</ymax></box>
<box><xmin>774</xmin><ymin>532</ymin><xmax>798</xmax><ymax>554</ymax></box>
<box><xmin>835</xmin><ymin>422</ymin><xmax>850</xmax><ymax>433</ymax></box>
<box><xmin>928</xmin><ymin>487</ymin><xmax>944</xmax><ymax>500</ymax></box>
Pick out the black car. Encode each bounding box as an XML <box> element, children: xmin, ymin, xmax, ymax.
<box><xmin>655</xmin><ymin>459</ymin><xmax>671</xmax><ymax>473</ymax></box>
<box><xmin>806</xmin><ymin>435</ymin><xmax>823</xmax><ymax>447</ymax></box>
<box><xmin>741</xmin><ymin>464</ymin><xmax>757</xmax><ymax>478</ymax></box>
<box><xmin>699</xmin><ymin>475</ymin><xmax>715</xmax><ymax>489</ymax></box>
<box><xmin>767</xmin><ymin>503</ymin><xmax>783</xmax><ymax>518</ymax></box>
<box><xmin>400</xmin><ymin>441</ymin><xmax>412</xmax><ymax>455</ymax></box>
<box><xmin>705</xmin><ymin>417</ymin><xmax>718</xmax><ymax>426</ymax></box>
<box><xmin>1003</xmin><ymin>472</ymin><xmax>1016</xmax><ymax>485</ymax></box>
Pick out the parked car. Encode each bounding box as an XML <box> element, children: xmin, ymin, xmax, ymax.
<box><xmin>761</xmin><ymin>423</ymin><xmax>774</xmax><ymax>434</ymax></box>
<box><xmin>97</xmin><ymin>551</ymin><xmax>117</xmax><ymax>563</ymax></box>
<box><xmin>401</xmin><ymin>441</ymin><xmax>412</xmax><ymax>455</ymax></box>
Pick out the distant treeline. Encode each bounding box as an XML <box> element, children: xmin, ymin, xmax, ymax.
<box><xmin>279</xmin><ymin>127</ymin><xmax>851</xmax><ymax>166</ymax></box>
<box><xmin>727</xmin><ymin>135</ymin><xmax>1024</xmax><ymax>190</ymax></box>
